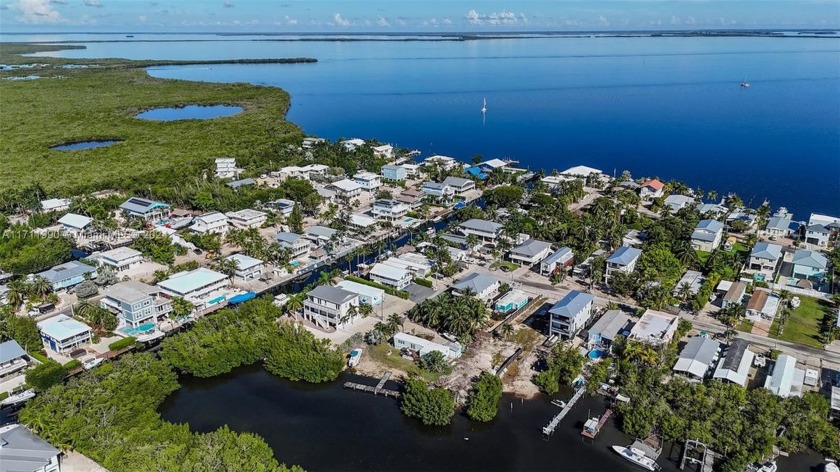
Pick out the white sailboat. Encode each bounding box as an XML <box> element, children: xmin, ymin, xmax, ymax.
<box><xmin>741</xmin><ymin>76</ymin><xmax>750</xmax><ymax>88</ymax></box>
<box><xmin>481</xmin><ymin>97</ymin><xmax>487</xmax><ymax>114</ymax></box>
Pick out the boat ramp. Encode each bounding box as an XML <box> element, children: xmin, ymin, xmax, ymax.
<box><xmin>343</xmin><ymin>372</ymin><xmax>400</xmax><ymax>399</ymax></box>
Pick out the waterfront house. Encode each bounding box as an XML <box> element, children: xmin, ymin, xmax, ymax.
<box><xmin>639</xmin><ymin>179</ymin><xmax>665</xmax><ymax>200</ymax></box>
<box><xmin>353</xmin><ymin>171</ymin><xmax>383</xmax><ymax>192</ymax></box>
<box><xmin>560</xmin><ymin>165</ymin><xmax>602</xmax><ymax>179</ymax></box>
<box><xmin>36</xmin><ymin>260</ymin><xmax>97</xmax><ymax>292</ymax></box>
<box><xmin>509</xmin><ymin>239</ymin><xmax>553</xmax><ymax>266</ymax></box>
<box><xmin>0</xmin><ymin>340</ymin><xmax>30</xmax><ymax>378</ymax></box>
<box><xmin>458</xmin><ymin>219</ymin><xmax>504</xmax><ymax>242</ymax></box>
<box><xmin>57</xmin><ymin>213</ymin><xmax>93</xmax><ymax>235</ymax></box>
<box><xmin>746</xmin><ymin>242</ymin><xmax>783</xmax><ymax>280</ymax></box>
<box><xmin>100</xmin><ymin>281</ymin><xmax>173</xmax><ymax>328</ymax></box>
<box><xmin>383</xmin><ymin>254</ymin><xmax>432</xmax><ymax>278</ymax></box>
<box><xmin>328</xmin><ymin>179</ymin><xmax>363</xmax><ymax>200</ymax></box>
<box><xmin>0</xmin><ymin>423</ymin><xmax>61</xmax><ymax>472</ymax></box>
<box><xmin>713</xmin><ymin>338</ymin><xmax>755</xmax><ymax>387</ymax></box>
<box><xmin>765</xmin><ymin>354</ymin><xmax>805</xmax><ymax>398</ymax></box>
<box><xmin>95</xmin><ymin>247</ymin><xmax>144</xmax><ymax>273</ymax></box>
<box><xmin>451</xmin><ymin>273</ymin><xmax>500</xmax><ymax>302</ymax></box>
<box><xmin>302</xmin><ymin>137</ymin><xmax>325</xmax><ymax>148</ymax></box>
<box><xmin>381</xmin><ymin>164</ymin><xmax>408</xmax><ymax>181</ymax></box>
<box><xmin>808</xmin><ymin>213</ymin><xmax>840</xmax><ymax>241</ymax></box>
<box><xmin>605</xmin><ymin>246</ymin><xmax>642</xmax><ymax>282</ymax></box>
<box><xmin>349</xmin><ymin>213</ymin><xmax>378</xmax><ymax>233</ymax></box>
<box><xmin>745</xmin><ymin>288</ymin><xmax>780</xmax><ymax>321</ymax></box>
<box><xmin>303</xmin><ymin>285</ymin><xmax>360</xmax><ymax>329</ymax></box>
<box><xmin>274</xmin><ymin>164</ymin><xmax>329</xmax><ymax>181</ymax></box>
<box><xmin>401</xmin><ymin>163</ymin><xmax>421</xmax><ymax>178</ymax></box>
<box><xmin>224</xmin><ymin>254</ymin><xmax>264</xmax><ymax>281</ymax></box>
<box><xmin>698</xmin><ymin>203</ymin><xmax>728</xmax><ymax>217</ymax></box>
<box><xmin>442</xmin><ymin>176</ymin><xmax>475</xmax><ymax>195</ymax></box>
<box><xmin>663</xmin><ymin>194</ymin><xmax>695</xmax><ymax>213</ymax></box>
<box><xmin>372</xmin><ymin>199</ymin><xmax>410</xmax><ymax>222</ymax></box>
<box><xmin>226</xmin><ymin>209</ymin><xmax>267</xmax><ymax>229</ymax></box>
<box><xmin>40</xmin><ymin>197</ymin><xmax>71</xmax><ymax>213</ymax></box>
<box><xmin>393</xmin><ymin>332</ymin><xmax>461</xmax><ymax>359</ymax></box>
<box><xmin>672</xmin><ymin>270</ymin><xmax>705</xmax><ymax>298</ymax></box>
<box><xmin>721</xmin><ymin>281</ymin><xmax>746</xmax><ymax>308</ymax></box>
<box><xmin>791</xmin><ymin>250</ymin><xmax>828</xmax><ymax>281</ymax></box>
<box><xmin>548</xmin><ymin>291</ymin><xmax>595</xmax><ymax>339</ymax></box>
<box><xmin>628</xmin><ymin>309</ymin><xmax>679</xmax><ymax>346</ymax></box>
<box><xmin>372</xmin><ymin>144</ymin><xmax>394</xmax><ymax>159</ymax></box>
<box><xmin>303</xmin><ymin>226</ymin><xmax>340</xmax><ymax>246</ymax></box>
<box><xmin>421</xmin><ymin>181</ymin><xmax>455</xmax><ymax>200</ymax></box>
<box><xmin>764</xmin><ymin>216</ymin><xmax>793</xmax><ymax>238</ymax></box>
<box><xmin>478</xmin><ymin>158</ymin><xmax>509</xmax><ymax>173</ymax></box>
<box><xmin>157</xmin><ymin>268</ymin><xmax>229</xmax><ymax>309</ymax></box>
<box><xmin>265</xmin><ymin>198</ymin><xmax>296</xmax><ymax>217</ymax></box>
<box><xmin>226</xmin><ymin>178</ymin><xmax>256</xmax><ymax>190</ymax></box>
<box><xmin>369</xmin><ymin>263</ymin><xmax>412</xmax><ymax>290</ymax></box>
<box><xmin>341</xmin><ymin>138</ymin><xmax>366</xmax><ymax>151</ymax></box>
<box><xmin>494</xmin><ymin>289</ymin><xmax>528</xmax><ymax>314</ymax></box>
<box><xmin>541</xmin><ymin>247</ymin><xmax>574</xmax><ymax>275</ymax></box>
<box><xmin>37</xmin><ymin>314</ymin><xmax>92</xmax><ymax>353</ymax></box>
<box><xmin>119</xmin><ymin>197</ymin><xmax>170</xmax><ymax>221</ymax></box>
<box><xmin>690</xmin><ymin>219</ymin><xmax>724</xmax><ymax>252</ymax></box>
<box><xmin>673</xmin><ymin>336</ymin><xmax>721</xmax><ymax>381</ymax></box>
<box><xmin>726</xmin><ymin>210</ymin><xmax>758</xmax><ymax>230</ymax></box>
<box><xmin>190</xmin><ymin>212</ymin><xmax>229</xmax><ymax>235</ymax></box>
<box><xmin>215</xmin><ymin>157</ymin><xmax>238</xmax><ymax>179</ymax></box>
<box><xmin>586</xmin><ymin>310</ymin><xmax>630</xmax><ymax>352</ymax></box>
<box><xmin>424</xmin><ymin>155</ymin><xmax>460</xmax><ymax>170</ymax></box>
<box><xmin>275</xmin><ymin>232</ymin><xmax>311</xmax><ymax>260</ymax></box>
<box><xmin>805</xmin><ymin>224</ymin><xmax>830</xmax><ymax>247</ymax></box>
<box><xmin>335</xmin><ymin>280</ymin><xmax>385</xmax><ymax>306</ymax></box>
<box><xmin>395</xmin><ymin>192</ymin><xmax>424</xmax><ymax>210</ymax></box>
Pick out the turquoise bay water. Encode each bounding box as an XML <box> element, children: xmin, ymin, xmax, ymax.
<box><xmin>135</xmin><ymin>105</ymin><xmax>242</xmax><ymax>121</ymax></box>
<box><xmin>23</xmin><ymin>34</ymin><xmax>840</xmax><ymax>217</ymax></box>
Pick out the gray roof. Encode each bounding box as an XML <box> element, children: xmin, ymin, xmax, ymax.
<box><xmin>606</xmin><ymin>246</ymin><xmax>642</xmax><ymax>266</ymax></box>
<box><xmin>766</xmin><ymin>216</ymin><xmax>792</xmax><ymax>231</ymax></box>
<box><xmin>0</xmin><ymin>340</ymin><xmax>27</xmax><ymax>365</ymax></box>
<box><xmin>511</xmin><ymin>239</ymin><xmax>552</xmax><ymax>258</ymax></box>
<box><xmin>305</xmin><ymin>226</ymin><xmax>338</xmax><ymax>238</ymax></box>
<box><xmin>719</xmin><ymin>338</ymin><xmax>750</xmax><ymax>371</ymax></box>
<box><xmin>451</xmin><ymin>272</ymin><xmax>499</xmax><ymax>294</ymax></box>
<box><xmin>422</xmin><ymin>182</ymin><xmax>448</xmax><ymax>190</ymax></box>
<box><xmin>588</xmin><ymin>310</ymin><xmax>630</xmax><ymax>340</ymax></box>
<box><xmin>36</xmin><ymin>260</ymin><xmax>96</xmax><ymax>284</ymax></box>
<box><xmin>691</xmin><ymin>229</ymin><xmax>719</xmax><ymax>243</ymax></box>
<box><xmin>678</xmin><ymin>336</ymin><xmax>720</xmax><ymax>365</ymax></box>
<box><xmin>549</xmin><ymin>291</ymin><xmax>595</xmax><ymax>318</ymax></box>
<box><xmin>807</xmin><ymin>224</ymin><xmax>830</xmax><ymax>234</ymax></box>
<box><xmin>0</xmin><ymin>424</ymin><xmax>60</xmax><ymax>472</ymax></box>
<box><xmin>792</xmin><ymin>250</ymin><xmax>827</xmax><ymax>270</ymax></box>
<box><xmin>695</xmin><ymin>219</ymin><xmax>723</xmax><ymax>233</ymax></box>
<box><xmin>307</xmin><ymin>285</ymin><xmax>358</xmax><ymax>305</ymax></box>
<box><xmin>459</xmin><ymin>219</ymin><xmax>503</xmax><ymax>234</ymax></box>
<box><xmin>750</xmin><ymin>242</ymin><xmax>783</xmax><ymax>261</ymax></box>
<box><xmin>103</xmin><ymin>281</ymin><xmax>158</xmax><ymax>304</ymax></box>
<box><xmin>227</xmin><ymin>178</ymin><xmax>256</xmax><ymax>189</ymax></box>
<box><xmin>543</xmin><ymin>247</ymin><xmax>573</xmax><ymax>266</ymax></box>
<box><xmin>119</xmin><ymin>197</ymin><xmax>168</xmax><ymax>214</ymax></box>
<box><xmin>442</xmin><ymin>176</ymin><xmax>473</xmax><ymax>188</ymax></box>
<box><xmin>275</xmin><ymin>232</ymin><xmax>304</xmax><ymax>245</ymax></box>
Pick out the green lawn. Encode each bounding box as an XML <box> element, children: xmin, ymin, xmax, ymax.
<box><xmin>696</xmin><ymin>250</ymin><xmax>711</xmax><ymax>265</ymax></box>
<box><xmin>366</xmin><ymin>342</ymin><xmax>441</xmax><ymax>382</ymax></box>
<box><xmin>769</xmin><ymin>295</ymin><xmax>827</xmax><ymax>348</ymax></box>
<box><xmin>736</xmin><ymin>319</ymin><xmax>754</xmax><ymax>333</ymax></box>
<box><xmin>491</xmin><ymin>261</ymin><xmax>519</xmax><ymax>272</ymax></box>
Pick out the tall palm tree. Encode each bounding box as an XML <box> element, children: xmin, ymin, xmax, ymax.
<box><xmin>677</xmin><ymin>282</ymin><xmax>693</xmax><ymax>302</ymax></box>
<box><xmin>5</xmin><ymin>280</ymin><xmax>26</xmax><ymax>312</ymax></box>
<box><xmin>386</xmin><ymin>313</ymin><xmax>403</xmax><ymax>334</ymax></box>
<box><xmin>499</xmin><ymin>322</ymin><xmax>514</xmax><ymax>340</ymax></box>
<box><xmin>28</xmin><ymin>276</ymin><xmax>53</xmax><ymax>298</ymax></box>
<box><xmin>318</xmin><ymin>270</ymin><xmax>335</xmax><ymax>286</ymax></box>
<box><xmin>358</xmin><ymin>303</ymin><xmax>373</xmax><ymax>318</ymax></box>
<box><xmin>284</xmin><ymin>293</ymin><xmax>304</xmax><ymax>315</ymax></box>
<box><xmin>213</xmin><ymin>257</ymin><xmax>239</xmax><ymax>282</ymax></box>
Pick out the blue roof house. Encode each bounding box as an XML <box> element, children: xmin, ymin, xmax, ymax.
<box><xmin>549</xmin><ymin>291</ymin><xmax>595</xmax><ymax>339</ymax></box>
<box><xmin>36</xmin><ymin>260</ymin><xmax>97</xmax><ymax>292</ymax></box>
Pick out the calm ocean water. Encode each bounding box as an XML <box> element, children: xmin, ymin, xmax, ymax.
<box><xmin>15</xmin><ymin>34</ymin><xmax>840</xmax><ymax>217</ymax></box>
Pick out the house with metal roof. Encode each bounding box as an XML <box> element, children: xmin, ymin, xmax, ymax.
<box><xmin>265</xmin><ymin>198</ymin><xmax>296</xmax><ymax>217</ymax></box>
<box><xmin>746</xmin><ymin>288</ymin><xmax>780</xmax><ymax>321</ymax></box>
<box><xmin>94</xmin><ymin>247</ymin><xmax>144</xmax><ymax>273</ymax></box>
<box><xmin>0</xmin><ymin>424</ymin><xmax>61</xmax><ymax>472</ymax></box>
<box><xmin>746</xmin><ymin>242</ymin><xmax>783</xmax><ymax>280</ymax></box>
<box><xmin>369</xmin><ymin>263</ymin><xmax>412</xmax><ymax>290</ymax></box>
<box><xmin>57</xmin><ymin>213</ymin><xmax>92</xmax><ymax>235</ymax></box>
<box><xmin>36</xmin><ymin>260</ymin><xmax>97</xmax><ymax>292</ymax></box>
<box><xmin>0</xmin><ymin>340</ymin><xmax>30</xmax><ymax>378</ymax></box>
<box><xmin>304</xmin><ymin>225</ymin><xmax>340</xmax><ymax>245</ymax></box>
<box><xmin>713</xmin><ymin>338</ymin><xmax>755</xmax><ymax>386</ymax></box>
<box><xmin>372</xmin><ymin>199</ymin><xmax>410</xmax><ymax>222</ymax></box>
<box><xmin>672</xmin><ymin>270</ymin><xmax>705</xmax><ymax>298</ymax></box>
<box><xmin>721</xmin><ymin>281</ymin><xmax>746</xmax><ymax>308</ymax></box>
<box><xmin>451</xmin><ymin>272</ymin><xmax>500</xmax><ymax>302</ymax></box>
<box><xmin>226</xmin><ymin>209</ymin><xmax>267</xmax><ymax>229</ymax></box>
<box><xmin>353</xmin><ymin>171</ymin><xmax>382</xmax><ymax>192</ymax></box>
<box><xmin>224</xmin><ymin>254</ymin><xmax>264</xmax><ymax>281</ymax></box>
<box><xmin>664</xmin><ymin>194</ymin><xmax>695</xmax><ymax>213</ymax></box>
<box><xmin>805</xmin><ymin>224</ymin><xmax>830</xmax><ymax>247</ymax></box>
<box><xmin>303</xmin><ymin>285</ymin><xmax>360</xmax><ymax>328</ymax></box>
<box><xmin>393</xmin><ymin>332</ymin><xmax>462</xmax><ymax>359</ymax></box>
<box><xmin>549</xmin><ymin>291</ymin><xmax>595</xmax><ymax>339</ymax></box>
<box><xmin>328</xmin><ymin>178</ymin><xmax>363</xmax><ymax>199</ymax></box>
<box><xmin>605</xmin><ymin>246</ymin><xmax>642</xmax><ymax>282</ymax></box>
<box><xmin>226</xmin><ymin>178</ymin><xmax>256</xmax><ymax>189</ymax></box>
<box><xmin>40</xmin><ymin>197</ymin><xmax>71</xmax><ymax>213</ymax></box>
<box><xmin>157</xmin><ymin>268</ymin><xmax>229</xmax><ymax>307</ymax></box>
<box><xmin>765</xmin><ymin>354</ymin><xmax>805</xmax><ymax>397</ymax></box>
<box><xmin>382</xmin><ymin>164</ymin><xmax>408</xmax><ymax>182</ymax></box>
<box><xmin>541</xmin><ymin>247</ymin><xmax>574</xmax><ymax>275</ymax></box>
<box><xmin>586</xmin><ymin>310</ymin><xmax>630</xmax><ymax>351</ymax></box>
<box><xmin>119</xmin><ymin>197</ymin><xmax>169</xmax><ymax>220</ymax></box>
<box><xmin>690</xmin><ymin>219</ymin><xmax>724</xmax><ymax>252</ymax></box>
<box><xmin>628</xmin><ymin>309</ymin><xmax>679</xmax><ymax>346</ymax></box>
<box><xmin>495</xmin><ymin>289</ymin><xmax>529</xmax><ymax>314</ymax></box>
<box><xmin>37</xmin><ymin>314</ymin><xmax>92</xmax><ymax>353</ymax></box>
<box><xmin>673</xmin><ymin>336</ymin><xmax>721</xmax><ymax>380</ymax></box>
<box><xmin>335</xmin><ymin>280</ymin><xmax>385</xmax><ymax>306</ymax></box>
<box><xmin>442</xmin><ymin>176</ymin><xmax>475</xmax><ymax>194</ymax></box>
<box><xmin>509</xmin><ymin>239</ymin><xmax>553</xmax><ymax>266</ymax></box>
<box><xmin>421</xmin><ymin>181</ymin><xmax>455</xmax><ymax>200</ymax></box>
<box><xmin>372</xmin><ymin>144</ymin><xmax>394</xmax><ymax>159</ymax></box>
<box><xmin>698</xmin><ymin>203</ymin><xmax>727</xmax><ymax>217</ymax></box>
<box><xmin>275</xmin><ymin>232</ymin><xmax>310</xmax><ymax>260</ymax></box>
<box><xmin>458</xmin><ymin>219</ymin><xmax>504</xmax><ymax>241</ymax></box>
<box><xmin>100</xmin><ymin>281</ymin><xmax>173</xmax><ymax>328</ymax></box>
<box><xmin>190</xmin><ymin>212</ymin><xmax>229</xmax><ymax>235</ymax></box>
<box><xmin>560</xmin><ymin>165</ymin><xmax>602</xmax><ymax>178</ymax></box>
<box><xmin>764</xmin><ymin>216</ymin><xmax>793</xmax><ymax>238</ymax></box>
<box><xmin>792</xmin><ymin>249</ymin><xmax>828</xmax><ymax>281</ymax></box>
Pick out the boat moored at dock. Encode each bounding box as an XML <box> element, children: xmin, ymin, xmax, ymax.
<box><xmin>611</xmin><ymin>445</ymin><xmax>660</xmax><ymax>471</ymax></box>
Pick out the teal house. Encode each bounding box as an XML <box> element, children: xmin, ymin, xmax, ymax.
<box><xmin>494</xmin><ymin>289</ymin><xmax>529</xmax><ymax>314</ymax></box>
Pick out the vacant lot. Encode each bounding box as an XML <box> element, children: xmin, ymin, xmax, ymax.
<box><xmin>769</xmin><ymin>295</ymin><xmax>828</xmax><ymax>348</ymax></box>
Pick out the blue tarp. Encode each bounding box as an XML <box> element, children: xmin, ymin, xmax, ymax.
<box><xmin>228</xmin><ymin>292</ymin><xmax>256</xmax><ymax>305</ymax></box>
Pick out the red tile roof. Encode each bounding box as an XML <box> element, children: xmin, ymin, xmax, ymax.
<box><xmin>642</xmin><ymin>179</ymin><xmax>664</xmax><ymax>191</ymax></box>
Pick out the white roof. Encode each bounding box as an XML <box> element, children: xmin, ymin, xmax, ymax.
<box><xmin>331</xmin><ymin>179</ymin><xmax>363</xmax><ymax>192</ymax></box>
<box><xmin>225</xmin><ymin>253</ymin><xmax>263</xmax><ymax>270</ymax></box>
<box><xmin>99</xmin><ymin>246</ymin><xmax>142</xmax><ymax>262</ymax></box>
<box><xmin>195</xmin><ymin>212</ymin><xmax>228</xmax><ymax>224</ymax></box>
<box><xmin>226</xmin><ymin>209</ymin><xmax>267</xmax><ymax>220</ymax></box>
<box><xmin>38</xmin><ymin>314</ymin><xmax>91</xmax><ymax>340</ymax></box>
<box><xmin>370</xmin><ymin>263</ymin><xmax>410</xmax><ymax>281</ymax></box>
<box><xmin>158</xmin><ymin>268</ymin><xmax>227</xmax><ymax>295</ymax></box>
<box><xmin>765</xmin><ymin>354</ymin><xmax>803</xmax><ymax>397</ymax></box>
<box><xmin>629</xmin><ymin>310</ymin><xmax>678</xmax><ymax>343</ymax></box>
<box><xmin>57</xmin><ymin>213</ymin><xmax>92</xmax><ymax>229</ymax></box>
<box><xmin>350</xmin><ymin>213</ymin><xmax>377</xmax><ymax>227</ymax></box>
<box><xmin>353</xmin><ymin>171</ymin><xmax>380</xmax><ymax>181</ymax></box>
<box><xmin>561</xmin><ymin>165</ymin><xmax>602</xmax><ymax>177</ymax></box>
<box><xmin>335</xmin><ymin>280</ymin><xmax>385</xmax><ymax>299</ymax></box>
<box><xmin>481</xmin><ymin>158</ymin><xmax>509</xmax><ymax>169</ymax></box>
<box><xmin>40</xmin><ymin>198</ymin><xmax>70</xmax><ymax>211</ymax></box>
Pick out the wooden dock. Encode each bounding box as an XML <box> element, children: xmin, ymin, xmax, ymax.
<box><xmin>581</xmin><ymin>409</ymin><xmax>612</xmax><ymax>439</ymax></box>
<box><xmin>542</xmin><ymin>386</ymin><xmax>585</xmax><ymax>438</ymax></box>
<box><xmin>343</xmin><ymin>372</ymin><xmax>400</xmax><ymax>398</ymax></box>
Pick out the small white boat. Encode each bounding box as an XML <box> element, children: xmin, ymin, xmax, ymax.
<box><xmin>755</xmin><ymin>460</ymin><xmax>777</xmax><ymax>472</ymax></box>
<box><xmin>348</xmin><ymin>348</ymin><xmax>362</xmax><ymax>368</ymax></box>
<box><xmin>824</xmin><ymin>461</ymin><xmax>840</xmax><ymax>472</ymax></box>
<box><xmin>551</xmin><ymin>399</ymin><xmax>567</xmax><ymax>408</ymax></box>
<box><xmin>481</xmin><ymin>97</ymin><xmax>487</xmax><ymax>114</ymax></box>
<box><xmin>82</xmin><ymin>357</ymin><xmax>105</xmax><ymax>370</ymax></box>
<box><xmin>611</xmin><ymin>445</ymin><xmax>660</xmax><ymax>471</ymax></box>
<box><xmin>1</xmin><ymin>389</ymin><xmax>36</xmax><ymax>407</ymax></box>
<box><xmin>741</xmin><ymin>76</ymin><xmax>750</xmax><ymax>88</ymax></box>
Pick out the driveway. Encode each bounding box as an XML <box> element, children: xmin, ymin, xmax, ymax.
<box><xmin>405</xmin><ymin>283</ymin><xmax>435</xmax><ymax>303</ymax></box>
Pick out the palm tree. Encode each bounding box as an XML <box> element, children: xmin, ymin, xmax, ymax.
<box><xmin>318</xmin><ymin>270</ymin><xmax>335</xmax><ymax>286</ymax></box>
<box><xmin>28</xmin><ymin>276</ymin><xmax>53</xmax><ymax>298</ymax></box>
<box><xmin>74</xmin><ymin>300</ymin><xmax>99</xmax><ymax>322</ymax></box>
<box><xmin>499</xmin><ymin>322</ymin><xmax>514</xmax><ymax>340</ymax></box>
<box><xmin>677</xmin><ymin>282</ymin><xmax>693</xmax><ymax>303</ymax></box>
<box><xmin>213</xmin><ymin>257</ymin><xmax>239</xmax><ymax>282</ymax></box>
<box><xmin>284</xmin><ymin>293</ymin><xmax>304</xmax><ymax>315</ymax></box>
<box><xmin>340</xmin><ymin>305</ymin><xmax>358</xmax><ymax>326</ymax></box>
<box><xmin>5</xmin><ymin>280</ymin><xmax>26</xmax><ymax>312</ymax></box>
<box><xmin>386</xmin><ymin>313</ymin><xmax>403</xmax><ymax>334</ymax></box>
<box><xmin>170</xmin><ymin>297</ymin><xmax>194</xmax><ymax>320</ymax></box>
<box><xmin>358</xmin><ymin>303</ymin><xmax>373</xmax><ymax>318</ymax></box>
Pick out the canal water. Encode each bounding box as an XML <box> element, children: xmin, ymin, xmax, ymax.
<box><xmin>158</xmin><ymin>365</ymin><xmax>823</xmax><ymax>472</ymax></box>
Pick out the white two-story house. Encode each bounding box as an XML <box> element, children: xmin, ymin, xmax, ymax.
<box><xmin>458</xmin><ymin>219</ymin><xmax>504</xmax><ymax>242</ymax></box>
<box><xmin>691</xmin><ymin>219</ymin><xmax>724</xmax><ymax>252</ymax></box>
<box><xmin>442</xmin><ymin>176</ymin><xmax>475</xmax><ymax>195</ymax></box>
<box><xmin>226</xmin><ymin>209</ymin><xmax>267</xmax><ymax>229</ymax></box>
<box><xmin>190</xmin><ymin>212</ymin><xmax>229</xmax><ymax>235</ymax></box>
<box><xmin>509</xmin><ymin>239</ymin><xmax>553</xmax><ymax>266</ymax></box>
<box><xmin>100</xmin><ymin>281</ymin><xmax>174</xmax><ymax>328</ymax></box>
<box><xmin>353</xmin><ymin>171</ymin><xmax>383</xmax><ymax>192</ymax></box>
<box><xmin>605</xmin><ymin>246</ymin><xmax>642</xmax><ymax>282</ymax></box>
<box><xmin>369</xmin><ymin>263</ymin><xmax>412</xmax><ymax>290</ymax></box>
<box><xmin>746</xmin><ymin>242</ymin><xmax>783</xmax><ymax>281</ymax></box>
<box><xmin>96</xmin><ymin>247</ymin><xmax>144</xmax><ymax>273</ymax></box>
<box><xmin>303</xmin><ymin>285</ymin><xmax>360</xmax><ymax>329</ymax></box>
<box><xmin>372</xmin><ymin>199</ymin><xmax>410</xmax><ymax>222</ymax></box>
<box><xmin>549</xmin><ymin>290</ymin><xmax>595</xmax><ymax>339</ymax></box>
<box><xmin>275</xmin><ymin>232</ymin><xmax>311</xmax><ymax>260</ymax></box>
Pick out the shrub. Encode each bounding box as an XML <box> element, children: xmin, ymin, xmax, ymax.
<box><xmin>264</xmin><ymin>322</ymin><xmax>344</xmax><ymax>383</ymax></box>
<box><xmin>29</xmin><ymin>351</ymin><xmax>50</xmax><ymax>364</ymax></box>
<box><xmin>401</xmin><ymin>377</ymin><xmax>455</xmax><ymax>426</ymax></box>
<box><xmin>25</xmin><ymin>361</ymin><xmax>68</xmax><ymax>391</ymax></box>
<box><xmin>414</xmin><ymin>278</ymin><xmax>433</xmax><ymax>288</ymax></box>
<box><xmin>109</xmin><ymin>337</ymin><xmax>137</xmax><ymax>351</ymax></box>
<box><xmin>75</xmin><ymin>280</ymin><xmax>99</xmax><ymax>299</ymax></box>
<box><xmin>63</xmin><ymin>359</ymin><xmax>82</xmax><ymax>371</ymax></box>
<box><xmin>466</xmin><ymin>372</ymin><xmax>503</xmax><ymax>422</ymax></box>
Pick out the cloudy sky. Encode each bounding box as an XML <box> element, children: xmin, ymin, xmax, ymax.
<box><xmin>1</xmin><ymin>0</ymin><xmax>838</xmax><ymax>32</ymax></box>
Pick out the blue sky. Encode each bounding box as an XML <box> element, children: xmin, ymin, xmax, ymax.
<box><xmin>1</xmin><ymin>1</ymin><xmax>838</xmax><ymax>32</ymax></box>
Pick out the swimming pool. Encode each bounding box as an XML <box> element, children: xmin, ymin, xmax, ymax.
<box><xmin>290</xmin><ymin>261</ymin><xmax>301</xmax><ymax>268</ymax></box>
<box><xmin>588</xmin><ymin>349</ymin><xmax>606</xmax><ymax>360</ymax></box>
<box><xmin>120</xmin><ymin>323</ymin><xmax>155</xmax><ymax>336</ymax></box>
<box><xmin>208</xmin><ymin>295</ymin><xmax>226</xmax><ymax>305</ymax></box>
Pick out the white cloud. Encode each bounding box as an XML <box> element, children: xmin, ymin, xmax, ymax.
<box><xmin>83</xmin><ymin>0</ymin><xmax>102</xmax><ymax>7</ymax></box>
<box><xmin>376</xmin><ymin>16</ymin><xmax>389</xmax><ymax>27</ymax></box>
<box><xmin>332</xmin><ymin>12</ymin><xmax>350</xmax><ymax>26</ymax></box>
<box><xmin>598</xmin><ymin>15</ymin><xmax>609</xmax><ymax>26</ymax></box>
<box><xmin>465</xmin><ymin>9</ymin><xmax>525</xmax><ymax>26</ymax></box>
<box><xmin>223</xmin><ymin>0</ymin><xmax>233</xmax><ymax>7</ymax></box>
<box><xmin>441</xmin><ymin>17</ymin><xmax>452</xmax><ymax>25</ymax></box>
<box><xmin>16</xmin><ymin>0</ymin><xmax>64</xmax><ymax>23</ymax></box>
<box><xmin>285</xmin><ymin>15</ymin><xmax>297</xmax><ymax>25</ymax></box>
<box><xmin>138</xmin><ymin>14</ymin><xmax>146</xmax><ymax>22</ymax></box>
